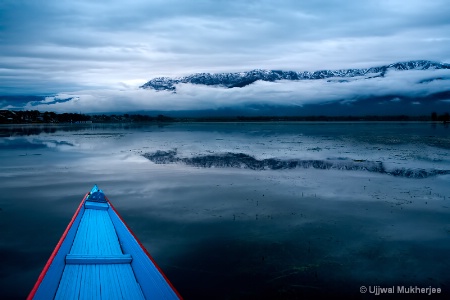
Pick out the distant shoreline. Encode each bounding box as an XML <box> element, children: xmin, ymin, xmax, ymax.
<box><xmin>1</xmin><ymin>109</ymin><xmax>449</xmax><ymax>124</ymax></box>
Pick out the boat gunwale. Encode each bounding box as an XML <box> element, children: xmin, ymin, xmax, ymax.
<box><xmin>106</xmin><ymin>195</ymin><xmax>183</xmax><ymax>299</ymax></box>
<box><xmin>27</xmin><ymin>192</ymin><xmax>89</xmax><ymax>300</ymax></box>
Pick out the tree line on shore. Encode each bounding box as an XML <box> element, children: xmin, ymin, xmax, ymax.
<box><xmin>0</xmin><ymin>110</ymin><xmax>172</xmax><ymax>124</ymax></box>
<box><xmin>0</xmin><ymin>109</ymin><xmax>449</xmax><ymax>124</ymax></box>
<box><xmin>431</xmin><ymin>112</ymin><xmax>450</xmax><ymax>122</ymax></box>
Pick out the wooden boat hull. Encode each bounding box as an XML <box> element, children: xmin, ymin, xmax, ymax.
<box><xmin>28</xmin><ymin>185</ymin><xmax>182</xmax><ymax>300</ymax></box>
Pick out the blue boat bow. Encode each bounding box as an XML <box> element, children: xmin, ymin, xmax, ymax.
<box><xmin>28</xmin><ymin>185</ymin><xmax>182</xmax><ymax>300</ymax></box>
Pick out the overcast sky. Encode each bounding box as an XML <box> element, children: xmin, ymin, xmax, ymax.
<box><xmin>1</xmin><ymin>0</ymin><xmax>450</xmax><ymax>112</ymax></box>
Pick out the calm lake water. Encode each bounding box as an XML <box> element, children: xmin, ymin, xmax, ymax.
<box><xmin>1</xmin><ymin>122</ymin><xmax>449</xmax><ymax>299</ymax></box>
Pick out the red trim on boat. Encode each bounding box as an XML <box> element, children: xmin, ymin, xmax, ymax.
<box><xmin>27</xmin><ymin>193</ymin><xmax>88</xmax><ymax>300</ymax></box>
<box><xmin>106</xmin><ymin>196</ymin><xmax>183</xmax><ymax>300</ymax></box>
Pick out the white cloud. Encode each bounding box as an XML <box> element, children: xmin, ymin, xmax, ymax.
<box><xmin>1</xmin><ymin>0</ymin><xmax>450</xmax><ymax>95</ymax></box>
<box><xmin>23</xmin><ymin>69</ymin><xmax>450</xmax><ymax>113</ymax></box>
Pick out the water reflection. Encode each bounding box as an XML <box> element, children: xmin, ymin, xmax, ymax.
<box><xmin>0</xmin><ymin>123</ymin><xmax>170</xmax><ymax>137</ymax></box>
<box><xmin>0</xmin><ymin>138</ymin><xmax>48</xmax><ymax>150</ymax></box>
<box><xmin>0</xmin><ymin>123</ymin><xmax>449</xmax><ymax>299</ymax></box>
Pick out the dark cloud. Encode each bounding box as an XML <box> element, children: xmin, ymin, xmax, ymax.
<box><xmin>1</xmin><ymin>0</ymin><xmax>450</xmax><ymax>105</ymax></box>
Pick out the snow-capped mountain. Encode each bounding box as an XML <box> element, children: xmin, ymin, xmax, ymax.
<box><xmin>140</xmin><ymin>60</ymin><xmax>450</xmax><ymax>92</ymax></box>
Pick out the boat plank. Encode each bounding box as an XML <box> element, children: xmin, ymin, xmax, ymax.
<box><xmin>121</xmin><ymin>264</ymin><xmax>146</xmax><ymax>299</ymax></box>
<box><xmin>54</xmin><ymin>264</ymin><xmax>72</xmax><ymax>299</ymax></box>
<box><xmin>70</xmin><ymin>209</ymin><xmax>121</xmax><ymax>255</ymax></box>
<box><xmin>73</xmin><ymin>264</ymin><xmax>82</xmax><ymax>300</ymax></box>
<box><xmin>66</xmin><ymin>254</ymin><xmax>132</xmax><ymax>264</ymax></box>
<box><xmin>80</xmin><ymin>265</ymin><xmax>90</xmax><ymax>300</ymax></box>
<box><xmin>104</xmin><ymin>264</ymin><xmax>121</xmax><ymax>300</ymax></box>
<box><xmin>85</xmin><ymin>201</ymin><xmax>109</xmax><ymax>210</ymax></box>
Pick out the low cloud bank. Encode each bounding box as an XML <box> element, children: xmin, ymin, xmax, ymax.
<box><xmin>17</xmin><ymin>69</ymin><xmax>450</xmax><ymax>113</ymax></box>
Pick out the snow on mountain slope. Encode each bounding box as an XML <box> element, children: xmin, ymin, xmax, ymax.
<box><xmin>140</xmin><ymin>60</ymin><xmax>450</xmax><ymax>92</ymax></box>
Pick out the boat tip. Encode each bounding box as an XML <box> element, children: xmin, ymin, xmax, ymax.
<box><xmin>90</xmin><ymin>184</ymin><xmax>100</xmax><ymax>194</ymax></box>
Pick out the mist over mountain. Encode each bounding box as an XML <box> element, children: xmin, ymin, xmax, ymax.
<box><xmin>2</xmin><ymin>60</ymin><xmax>450</xmax><ymax>116</ymax></box>
<box><xmin>137</xmin><ymin>60</ymin><xmax>450</xmax><ymax>117</ymax></box>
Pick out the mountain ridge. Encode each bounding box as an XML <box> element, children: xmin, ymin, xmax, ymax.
<box><xmin>140</xmin><ymin>60</ymin><xmax>450</xmax><ymax>92</ymax></box>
